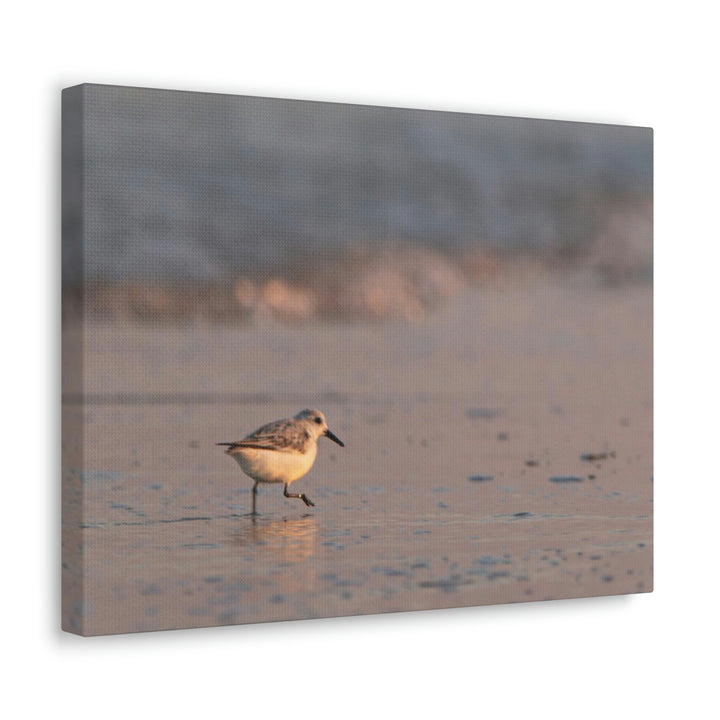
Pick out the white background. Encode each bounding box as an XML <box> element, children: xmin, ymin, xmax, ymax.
<box><xmin>3</xmin><ymin>1</ymin><xmax>718</xmax><ymax>717</ymax></box>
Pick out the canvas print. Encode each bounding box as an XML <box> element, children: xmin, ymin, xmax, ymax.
<box><xmin>62</xmin><ymin>84</ymin><xmax>652</xmax><ymax>636</ymax></box>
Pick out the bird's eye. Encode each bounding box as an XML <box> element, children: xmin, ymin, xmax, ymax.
<box><xmin>314</xmin><ymin>417</ymin><xmax>322</xmax><ymax>424</ymax></box>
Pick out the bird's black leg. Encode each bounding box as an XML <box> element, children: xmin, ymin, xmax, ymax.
<box><xmin>284</xmin><ymin>484</ymin><xmax>315</xmax><ymax>507</ymax></box>
<box><xmin>251</xmin><ymin>480</ymin><xmax>259</xmax><ymax>515</ymax></box>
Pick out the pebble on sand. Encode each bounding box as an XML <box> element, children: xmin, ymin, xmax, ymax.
<box><xmin>468</xmin><ymin>475</ymin><xmax>494</xmax><ymax>483</ymax></box>
<box><xmin>580</xmin><ymin>451</ymin><xmax>616</xmax><ymax>462</ymax></box>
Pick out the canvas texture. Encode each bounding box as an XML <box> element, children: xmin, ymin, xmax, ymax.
<box><xmin>62</xmin><ymin>84</ymin><xmax>653</xmax><ymax>636</ymax></box>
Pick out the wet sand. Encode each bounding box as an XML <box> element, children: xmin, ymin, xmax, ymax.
<box><xmin>62</xmin><ymin>276</ymin><xmax>652</xmax><ymax>635</ymax></box>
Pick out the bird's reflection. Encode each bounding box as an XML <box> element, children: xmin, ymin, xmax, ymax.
<box><xmin>231</xmin><ymin>514</ymin><xmax>318</xmax><ymax>562</ymax></box>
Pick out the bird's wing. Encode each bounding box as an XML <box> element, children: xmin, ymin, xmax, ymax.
<box><xmin>223</xmin><ymin>419</ymin><xmax>311</xmax><ymax>453</ymax></box>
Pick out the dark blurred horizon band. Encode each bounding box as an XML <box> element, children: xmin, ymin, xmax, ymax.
<box><xmin>62</xmin><ymin>84</ymin><xmax>652</xmax><ymax>293</ymax></box>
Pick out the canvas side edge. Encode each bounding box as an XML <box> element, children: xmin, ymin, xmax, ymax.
<box><xmin>61</xmin><ymin>85</ymin><xmax>89</xmax><ymax>635</ymax></box>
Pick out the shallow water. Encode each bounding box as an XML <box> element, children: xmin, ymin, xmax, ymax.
<box><xmin>62</xmin><ymin>280</ymin><xmax>652</xmax><ymax>635</ymax></box>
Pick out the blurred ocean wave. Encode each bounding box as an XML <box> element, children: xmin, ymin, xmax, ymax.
<box><xmin>68</xmin><ymin>223</ymin><xmax>651</xmax><ymax>326</ymax></box>
<box><xmin>63</xmin><ymin>85</ymin><xmax>652</xmax><ymax>293</ymax></box>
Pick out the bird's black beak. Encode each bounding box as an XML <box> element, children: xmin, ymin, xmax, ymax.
<box><xmin>325</xmin><ymin>429</ymin><xmax>345</xmax><ymax>447</ymax></box>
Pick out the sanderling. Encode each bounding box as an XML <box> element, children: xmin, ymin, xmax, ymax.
<box><xmin>217</xmin><ymin>409</ymin><xmax>344</xmax><ymax>514</ymax></box>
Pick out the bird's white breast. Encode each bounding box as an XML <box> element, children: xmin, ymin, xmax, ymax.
<box><xmin>232</xmin><ymin>443</ymin><xmax>318</xmax><ymax>484</ymax></box>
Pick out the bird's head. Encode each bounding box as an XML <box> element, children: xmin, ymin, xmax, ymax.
<box><xmin>295</xmin><ymin>409</ymin><xmax>345</xmax><ymax>446</ymax></box>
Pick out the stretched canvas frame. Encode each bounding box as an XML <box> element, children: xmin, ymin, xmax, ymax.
<box><xmin>62</xmin><ymin>84</ymin><xmax>653</xmax><ymax>636</ymax></box>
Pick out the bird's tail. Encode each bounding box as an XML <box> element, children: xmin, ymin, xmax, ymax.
<box><xmin>216</xmin><ymin>442</ymin><xmax>234</xmax><ymax>446</ymax></box>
